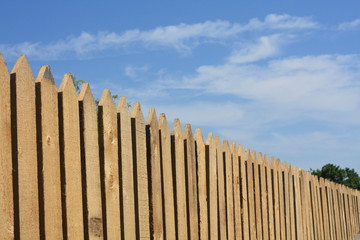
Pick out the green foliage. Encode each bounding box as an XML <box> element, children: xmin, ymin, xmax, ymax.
<box><xmin>70</xmin><ymin>74</ymin><xmax>130</xmax><ymax>107</ymax></box>
<box><xmin>310</xmin><ymin>164</ymin><xmax>360</xmax><ymax>190</ymax></box>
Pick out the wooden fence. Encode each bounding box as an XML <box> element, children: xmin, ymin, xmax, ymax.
<box><xmin>0</xmin><ymin>54</ymin><xmax>359</xmax><ymax>240</ymax></box>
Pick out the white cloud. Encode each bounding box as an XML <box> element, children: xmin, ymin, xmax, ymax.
<box><xmin>0</xmin><ymin>14</ymin><xmax>319</xmax><ymax>60</ymax></box>
<box><xmin>228</xmin><ymin>34</ymin><xmax>287</xmax><ymax>64</ymax></box>
<box><xmin>338</xmin><ymin>18</ymin><xmax>360</xmax><ymax>30</ymax></box>
<box><xmin>124</xmin><ymin>65</ymin><xmax>149</xmax><ymax>80</ymax></box>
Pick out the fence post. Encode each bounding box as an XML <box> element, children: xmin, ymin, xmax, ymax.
<box><xmin>216</xmin><ymin>137</ymin><xmax>227</xmax><ymax>240</ymax></box>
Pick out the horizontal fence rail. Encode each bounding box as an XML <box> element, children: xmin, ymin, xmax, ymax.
<box><xmin>0</xmin><ymin>54</ymin><xmax>359</xmax><ymax>239</ymax></box>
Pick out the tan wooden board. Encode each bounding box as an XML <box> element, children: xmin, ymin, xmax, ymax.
<box><xmin>239</xmin><ymin>147</ymin><xmax>249</xmax><ymax>240</ymax></box>
<box><xmin>78</xmin><ymin>83</ymin><xmax>103</xmax><ymax>239</ymax></box>
<box><xmin>35</xmin><ymin>66</ymin><xmax>63</xmax><ymax>239</ymax></box>
<box><xmin>206</xmin><ymin>133</ymin><xmax>218</xmax><ymax>240</ymax></box>
<box><xmin>58</xmin><ymin>74</ymin><xmax>84</xmax><ymax>239</ymax></box>
<box><xmin>98</xmin><ymin>89</ymin><xmax>121</xmax><ymax>240</ymax></box>
<box><xmin>246</xmin><ymin>150</ymin><xmax>256</xmax><ymax>240</ymax></box>
<box><xmin>231</xmin><ymin>143</ymin><xmax>242</xmax><ymax>240</ymax></box>
<box><xmin>215</xmin><ymin>137</ymin><xmax>227</xmax><ymax>240</ymax></box>
<box><xmin>254</xmin><ymin>152</ymin><xmax>262</xmax><ymax>240</ymax></box>
<box><xmin>194</xmin><ymin>129</ymin><xmax>209</xmax><ymax>240</ymax></box>
<box><xmin>117</xmin><ymin>97</ymin><xmax>137</xmax><ymax>239</ymax></box>
<box><xmin>184</xmin><ymin>125</ymin><xmax>199</xmax><ymax>240</ymax></box>
<box><xmin>0</xmin><ymin>53</ymin><xmax>14</xmax><ymax>239</ymax></box>
<box><xmin>11</xmin><ymin>56</ymin><xmax>40</xmax><ymax>239</ymax></box>
<box><xmin>171</xmin><ymin>119</ymin><xmax>187</xmax><ymax>239</ymax></box>
<box><xmin>131</xmin><ymin>103</ymin><xmax>150</xmax><ymax>239</ymax></box>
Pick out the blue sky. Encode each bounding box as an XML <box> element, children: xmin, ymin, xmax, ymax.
<box><xmin>1</xmin><ymin>1</ymin><xmax>360</xmax><ymax>172</ymax></box>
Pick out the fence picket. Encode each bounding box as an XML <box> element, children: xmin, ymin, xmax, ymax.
<box><xmin>184</xmin><ymin>124</ymin><xmax>199</xmax><ymax>240</ymax></box>
<box><xmin>35</xmin><ymin>66</ymin><xmax>63</xmax><ymax>239</ymax></box>
<box><xmin>98</xmin><ymin>89</ymin><xmax>121</xmax><ymax>240</ymax></box>
<box><xmin>78</xmin><ymin>83</ymin><xmax>103</xmax><ymax>239</ymax></box>
<box><xmin>58</xmin><ymin>74</ymin><xmax>84</xmax><ymax>239</ymax></box>
<box><xmin>246</xmin><ymin>150</ymin><xmax>257</xmax><ymax>240</ymax></box>
<box><xmin>259</xmin><ymin>154</ymin><xmax>268</xmax><ymax>240</ymax></box>
<box><xmin>264</xmin><ymin>155</ymin><xmax>274</xmax><ymax>240</ymax></box>
<box><xmin>239</xmin><ymin>147</ymin><xmax>249</xmax><ymax>240</ymax></box>
<box><xmin>231</xmin><ymin>143</ymin><xmax>242</xmax><ymax>240</ymax></box>
<box><xmin>206</xmin><ymin>133</ymin><xmax>218</xmax><ymax>240</ymax></box>
<box><xmin>131</xmin><ymin>103</ymin><xmax>151</xmax><ymax>239</ymax></box>
<box><xmin>146</xmin><ymin>108</ymin><xmax>164</xmax><ymax>240</ymax></box>
<box><xmin>158</xmin><ymin>113</ymin><xmax>176</xmax><ymax>239</ymax></box>
<box><xmin>0</xmin><ymin>53</ymin><xmax>14</xmax><ymax>240</ymax></box>
<box><xmin>216</xmin><ymin>137</ymin><xmax>227</xmax><ymax>239</ymax></box>
<box><xmin>117</xmin><ymin>97</ymin><xmax>137</xmax><ymax>239</ymax></box>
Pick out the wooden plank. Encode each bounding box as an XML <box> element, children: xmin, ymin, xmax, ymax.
<box><xmin>78</xmin><ymin>83</ymin><xmax>103</xmax><ymax>239</ymax></box>
<box><xmin>264</xmin><ymin>155</ymin><xmax>274</xmax><ymax>240</ymax></box>
<box><xmin>259</xmin><ymin>154</ymin><xmax>268</xmax><ymax>240</ymax></box>
<box><xmin>223</xmin><ymin>140</ymin><xmax>235</xmax><ymax>240</ymax></box>
<box><xmin>117</xmin><ymin>97</ymin><xmax>137</xmax><ymax>239</ymax></box>
<box><xmin>333</xmin><ymin>184</ymin><xmax>342</xmax><ymax>240</ymax></box>
<box><xmin>320</xmin><ymin>178</ymin><xmax>330</xmax><ymax>240</ymax></box>
<box><xmin>277</xmin><ymin>160</ymin><xmax>286</xmax><ymax>240</ymax></box>
<box><xmin>98</xmin><ymin>89</ymin><xmax>121</xmax><ymax>240</ymax></box>
<box><xmin>35</xmin><ymin>66</ymin><xmax>63</xmax><ymax>239</ymax></box>
<box><xmin>10</xmin><ymin>56</ymin><xmax>40</xmax><ymax>239</ymax></box>
<box><xmin>158</xmin><ymin>113</ymin><xmax>176</xmax><ymax>239</ymax></box>
<box><xmin>215</xmin><ymin>136</ymin><xmax>227</xmax><ymax>240</ymax></box>
<box><xmin>194</xmin><ymin>129</ymin><xmax>208</xmax><ymax>240</ymax></box>
<box><xmin>231</xmin><ymin>143</ymin><xmax>242</xmax><ymax>240</ymax></box>
<box><xmin>282</xmin><ymin>163</ymin><xmax>291</xmax><ymax>240</ymax></box>
<box><xmin>131</xmin><ymin>102</ymin><xmax>150</xmax><ymax>239</ymax></box>
<box><xmin>146</xmin><ymin>108</ymin><xmax>164</xmax><ymax>239</ymax></box>
<box><xmin>58</xmin><ymin>73</ymin><xmax>84</xmax><ymax>239</ymax></box>
<box><xmin>293</xmin><ymin>166</ymin><xmax>303</xmax><ymax>240</ymax></box>
<box><xmin>246</xmin><ymin>150</ymin><xmax>256</xmax><ymax>240</ymax></box>
<box><xmin>254</xmin><ymin>152</ymin><xmax>262</xmax><ymax>240</ymax></box>
<box><xmin>271</xmin><ymin>158</ymin><xmax>280</xmax><ymax>240</ymax></box>
<box><xmin>240</xmin><ymin>148</ymin><xmax>249</xmax><ymax>240</ymax></box>
<box><xmin>289</xmin><ymin>166</ymin><xmax>296</xmax><ymax>240</ymax></box>
<box><xmin>184</xmin><ymin>124</ymin><xmax>199</xmax><ymax>240</ymax></box>
<box><xmin>0</xmin><ymin>53</ymin><xmax>14</xmax><ymax>240</ymax></box>
<box><xmin>206</xmin><ymin>133</ymin><xmax>218</xmax><ymax>240</ymax></box>
<box><xmin>325</xmin><ymin>180</ymin><xmax>334</xmax><ymax>240</ymax></box>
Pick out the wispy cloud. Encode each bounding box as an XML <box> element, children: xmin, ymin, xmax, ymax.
<box><xmin>338</xmin><ymin>18</ymin><xmax>360</xmax><ymax>30</ymax></box>
<box><xmin>0</xmin><ymin>14</ymin><xmax>318</xmax><ymax>60</ymax></box>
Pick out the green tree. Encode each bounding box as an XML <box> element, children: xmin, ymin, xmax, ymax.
<box><xmin>310</xmin><ymin>164</ymin><xmax>360</xmax><ymax>190</ymax></box>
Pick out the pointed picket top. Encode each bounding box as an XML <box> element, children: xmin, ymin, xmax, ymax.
<box><xmin>146</xmin><ymin>107</ymin><xmax>159</xmax><ymax>127</ymax></box>
<box><xmin>257</xmin><ymin>152</ymin><xmax>263</xmax><ymax>162</ymax></box>
<box><xmin>184</xmin><ymin>124</ymin><xmax>194</xmax><ymax>140</ymax></box>
<box><xmin>237</xmin><ymin>144</ymin><xmax>245</xmax><ymax>158</ymax></box>
<box><xmin>223</xmin><ymin>139</ymin><xmax>231</xmax><ymax>152</ymax></box>
<box><xmin>172</xmin><ymin>118</ymin><xmax>183</xmax><ymax>137</ymax></box>
<box><xmin>245</xmin><ymin>148</ymin><xmax>252</xmax><ymax>161</ymax></box>
<box><xmin>264</xmin><ymin>154</ymin><xmax>270</xmax><ymax>165</ymax></box>
<box><xmin>98</xmin><ymin>89</ymin><xmax>114</xmax><ymax>107</ymax></box>
<box><xmin>206</xmin><ymin>132</ymin><xmax>214</xmax><ymax>145</ymax></box>
<box><xmin>194</xmin><ymin>128</ymin><xmax>205</xmax><ymax>145</ymax></box>
<box><xmin>159</xmin><ymin>113</ymin><xmax>170</xmax><ymax>133</ymax></box>
<box><xmin>251</xmin><ymin>150</ymin><xmax>257</xmax><ymax>161</ymax></box>
<box><xmin>215</xmin><ymin>136</ymin><xmax>222</xmax><ymax>150</ymax></box>
<box><xmin>11</xmin><ymin>55</ymin><xmax>34</xmax><ymax>81</ymax></box>
<box><xmin>291</xmin><ymin>165</ymin><xmax>297</xmax><ymax>174</ymax></box>
<box><xmin>117</xmin><ymin>96</ymin><xmax>131</xmax><ymax>117</ymax></box>
<box><xmin>0</xmin><ymin>52</ymin><xmax>9</xmax><ymax>78</ymax></box>
<box><xmin>131</xmin><ymin>102</ymin><xmax>145</xmax><ymax>121</ymax></box>
<box><xmin>230</xmin><ymin>142</ymin><xmax>237</xmax><ymax>154</ymax></box>
<box><xmin>35</xmin><ymin>65</ymin><xmax>55</xmax><ymax>84</ymax></box>
<box><xmin>78</xmin><ymin>83</ymin><xmax>95</xmax><ymax>103</ymax></box>
<box><xmin>59</xmin><ymin>73</ymin><xmax>77</xmax><ymax>95</ymax></box>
